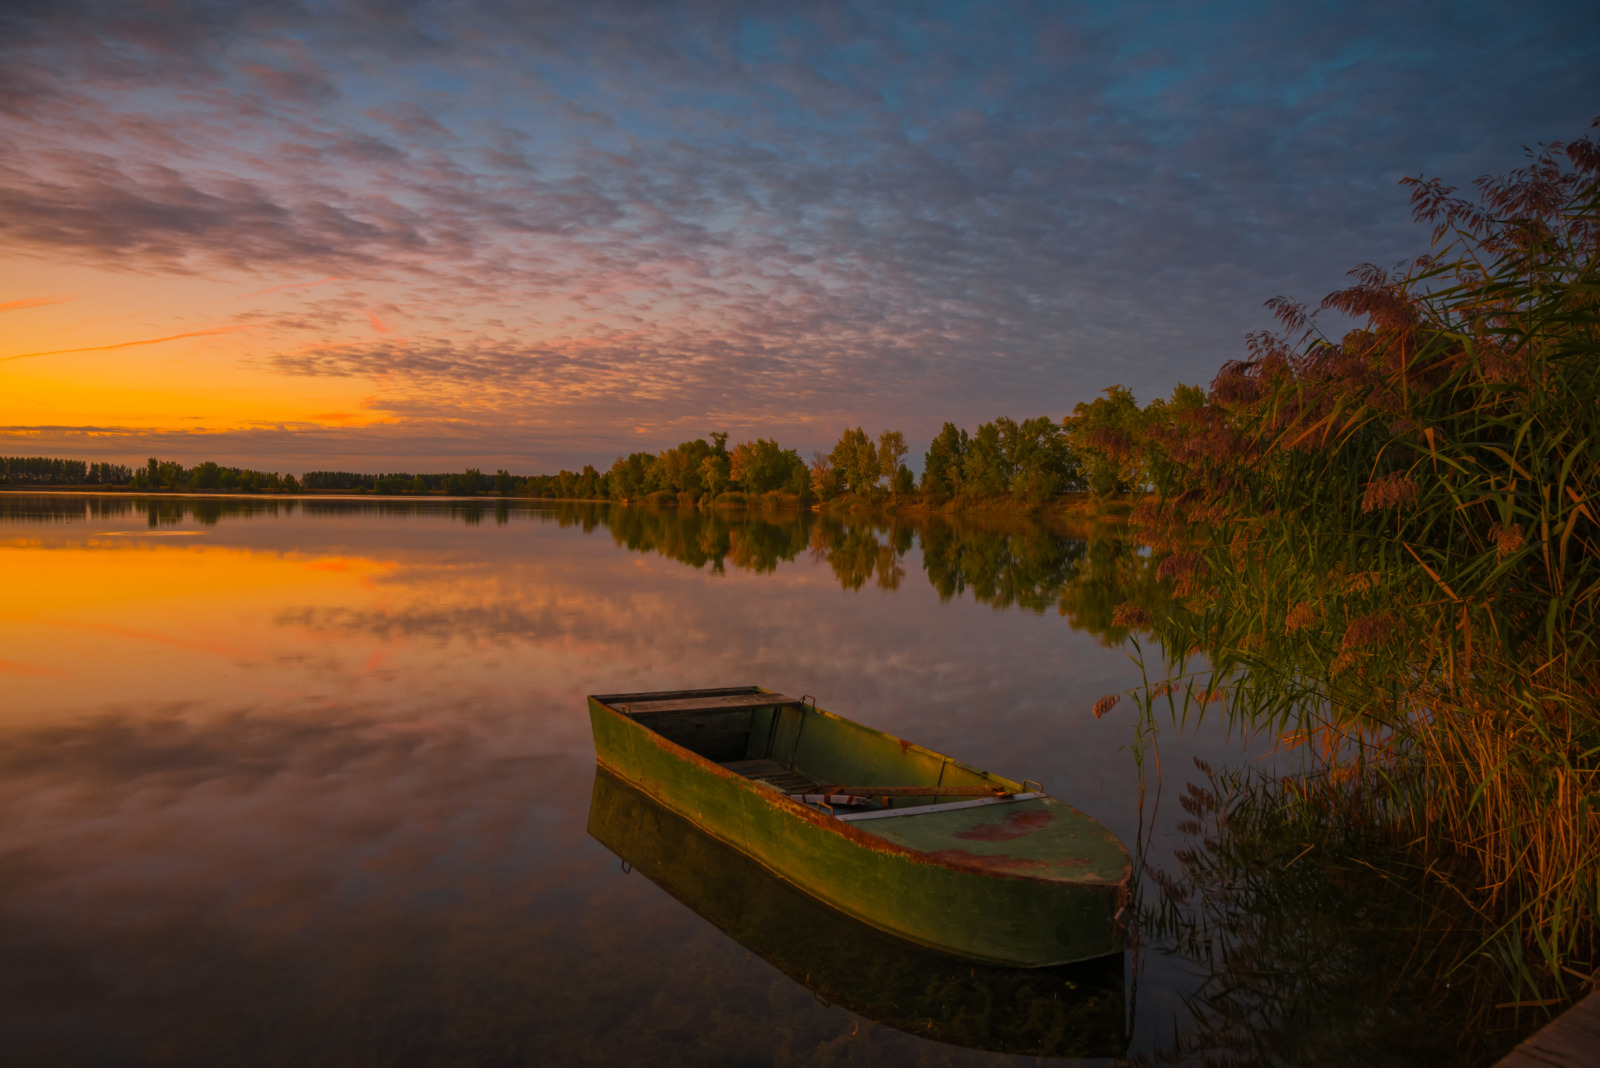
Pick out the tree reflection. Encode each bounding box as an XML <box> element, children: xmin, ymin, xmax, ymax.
<box><xmin>2</xmin><ymin>494</ymin><xmax>1180</xmax><ymax>643</ymax></box>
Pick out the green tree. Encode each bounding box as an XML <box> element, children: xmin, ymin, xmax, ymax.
<box><xmin>921</xmin><ymin>423</ymin><xmax>968</xmax><ymax>497</ymax></box>
<box><xmin>190</xmin><ymin>462</ymin><xmax>221</xmax><ymax>490</ymax></box>
<box><xmin>1004</xmin><ymin>415</ymin><xmax>1080</xmax><ymax>502</ymax></box>
<box><xmin>961</xmin><ymin>422</ymin><xmax>1008</xmax><ymax>495</ymax></box>
<box><xmin>607</xmin><ymin>452</ymin><xmax>656</xmax><ymax>499</ymax></box>
<box><xmin>893</xmin><ymin>464</ymin><xmax>915</xmax><ymax>496</ymax></box>
<box><xmin>574</xmin><ymin>464</ymin><xmax>600</xmax><ymax>498</ymax></box>
<box><xmin>828</xmin><ymin>427</ymin><xmax>880</xmax><ymax>495</ymax></box>
<box><xmin>729</xmin><ymin>438</ymin><xmax>805</xmax><ymax>494</ymax></box>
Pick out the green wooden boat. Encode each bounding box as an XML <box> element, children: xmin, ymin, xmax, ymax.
<box><xmin>587</xmin><ymin>685</ymin><xmax>1132</xmax><ymax>967</ymax></box>
<box><xmin>587</xmin><ymin>767</ymin><xmax>1127</xmax><ymax>1056</ymax></box>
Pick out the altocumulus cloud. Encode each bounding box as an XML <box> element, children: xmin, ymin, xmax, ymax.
<box><xmin>1</xmin><ymin>0</ymin><xmax>1596</xmax><ymax>466</ymax></box>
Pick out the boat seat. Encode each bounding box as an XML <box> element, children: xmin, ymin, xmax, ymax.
<box><xmin>720</xmin><ymin>758</ymin><xmax>819</xmax><ymax>795</ymax></box>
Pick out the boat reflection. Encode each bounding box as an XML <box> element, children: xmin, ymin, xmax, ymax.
<box><xmin>586</xmin><ymin>767</ymin><xmax>1127</xmax><ymax>1058</ymax></box>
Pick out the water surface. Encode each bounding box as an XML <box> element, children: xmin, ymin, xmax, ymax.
<box><xmin>0</xmin><ymin>495</ymin><xmax>1527</xmax><ymax>1065</ymax></box>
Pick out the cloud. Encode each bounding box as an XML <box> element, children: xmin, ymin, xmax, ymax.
<box><xmin>0</xmin><ymin>296</ymin><xmax>72</xmax><ymax>313</ymax></box>
<box><xmin>1</xmin><ymin>326</ymin><xmax>248</xmax><ymax>363</ymax></box>
<box><xmin>1</xmin><ymin>0</ymin><xmax>1596</xmax><ymax>462</ymax></box>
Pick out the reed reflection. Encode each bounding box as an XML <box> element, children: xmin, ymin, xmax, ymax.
<box><xmin>587</xmin><ymin>767</ymin><xmax>1127</xmax><ymax>1059</ymax></box>
<box><xmin>1132</xmin><ymin>765</ymin><xmax>1528</xmax><ymax>1067</ymax></box>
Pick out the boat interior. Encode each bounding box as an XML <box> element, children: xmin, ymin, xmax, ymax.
<box><xmin>595</xmin><ymin>687</ymin><xmax>1027</xmax><ymax>818</ymax></box>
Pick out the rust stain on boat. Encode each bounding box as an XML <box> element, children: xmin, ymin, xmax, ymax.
<box><xmin>952</xmin><ymin>809</ymin><xmax>1055</xmax><ymax>841</ymax></box>
<box><xmin>922</xmin><ymin>849</ymin><xmax>1055</xmax><ymax>872</ymax></box>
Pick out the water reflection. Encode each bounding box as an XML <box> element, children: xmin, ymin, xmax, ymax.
<box><xmin>0</xmin><ymin>493</ymin><xmax>1539</xmax><ymax>1063</ymax></box>
<box><xmin>588</xmin><ymin>767</ymin><xmax>1127</xmax><ymax>1058</ymax></box>
<box><xmin>1133</xmin><ymin>767</ymin><xmax>1527</xmax><ymax>1067</ymax></box>
<box><xmin>0</xmin><ymin>495</ymin><xmax>1170</xmax><ymax>645</ymax></box>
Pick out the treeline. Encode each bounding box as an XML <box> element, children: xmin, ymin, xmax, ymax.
<box><xmin>303</xmin><ymin>469</ymin><xmax>519</xmax><ymax>495</ymax></box>
<box><xmin>522</xmin><ymin>406</ymin><xmax>1207</xmax><ymax>508</ymax></box>
<box><xmin>2</xmin><ymin>403</ymin><xmax>1210</xmax><ymax>507</ymax></box>
<box><xmin>129</xmin><ymin>459</ymin><xmax>300</xmax><ymax>493</ymax></box>
<box><xmin>1</xmin><ymin>456</ymin><xmax>132</xmax><ymax>485</ymax></box>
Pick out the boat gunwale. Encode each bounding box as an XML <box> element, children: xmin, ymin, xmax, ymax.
<box><xmin>589</xmin><ymin>690</ymin><xmax>1123</xmax><ymax>889</ymax></box>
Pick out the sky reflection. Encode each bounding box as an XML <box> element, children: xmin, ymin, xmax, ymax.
<box><xmin>0</xmin><ymin>496</ymin><xmax>1278</xmax><ymax>1064</ymax></box>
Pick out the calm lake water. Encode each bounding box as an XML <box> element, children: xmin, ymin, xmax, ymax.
<box><xmin>0</xmin><ymin>495</ymin><xmax>1529</xmax><ymax>1065</ymax></box>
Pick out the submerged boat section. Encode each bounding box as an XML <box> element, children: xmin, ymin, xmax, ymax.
<box><xmin>587</xmin><ymin>767</ymin><xmax>1128</xmax><ymax>1057</ymax></box>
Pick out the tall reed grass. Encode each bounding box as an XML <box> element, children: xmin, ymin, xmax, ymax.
<box><xmin>1125</xmin><ymin>121</ymin><xmax>1600</xmax><ymax>999</ymax></box>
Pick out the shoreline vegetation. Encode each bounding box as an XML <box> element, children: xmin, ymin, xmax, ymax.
<box><xmin>0</xmin><ymin>478</ymin><xmax>1140</xmax><ymax>522</ymax></box>
<box><xmin>5</xmin><ymin>121</ymin><xmax>1594</xmax><ymax>1018</ymax></box>
<box><xmin>1111</xmin><ymin>124</ymin><xmax>1599</xmax><ymax>1012</ymax></box>
<box><xmin>0</xmin><ymin>405</ymin><xmax>1164</xmax><ymax>520</ymax></box>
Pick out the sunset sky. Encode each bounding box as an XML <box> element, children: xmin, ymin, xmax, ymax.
<box><xmin>2</xmin><ymin>1</ymin><xmax>1596</xmax><ymax>474</ymax></box>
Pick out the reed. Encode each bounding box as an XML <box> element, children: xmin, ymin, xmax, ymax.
<box><xmin>1125</xmin><ymin>122</ymin><xmax>1600</xmax><ymax>999</ymax></box>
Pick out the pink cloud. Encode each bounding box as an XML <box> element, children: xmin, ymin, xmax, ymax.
<box><xmin>0</xmin><ymin>296</ymin><xmax>73</xmax><ymax>313</ymax></box>
<box><xmin>1</xmin><ymin>325</ymin><xmax>248</xmax><ymax>363</ymax></box>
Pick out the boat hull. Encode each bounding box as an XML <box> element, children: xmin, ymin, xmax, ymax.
<box><xmin>588</xmin><ymin>767</ymin><xmax>1128</xmax><ymax>1056</ymax></box>
<box><xmin>588</xmin><ymin>690</ymin><xmax>1129</xmax><ymax>967</ymax></box>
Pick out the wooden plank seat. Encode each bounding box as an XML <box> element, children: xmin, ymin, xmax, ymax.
<box><xmin>720</xmin><ymin>758</ymin><xmax>819</xmax><ymax>795</ymax></box>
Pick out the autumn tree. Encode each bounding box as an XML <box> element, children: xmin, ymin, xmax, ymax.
<box><xmin>877</xmin><ymin>430</ymin><xmax>908</xmax><ymax>499</ymax></box>
<box><xmin>1063</xmin><ymin>385</ymin><xmax>1145</xmax><ymax>497</ymax></box>
<box><xmin>827</xmin><ymin>427</ymin><xmax>881</xmax><ymax>495</ymax></box>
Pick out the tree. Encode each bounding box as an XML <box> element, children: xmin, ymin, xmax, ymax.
<box><xmin>877</xmin><ymin>430</ymin><xmax>908</xmax><ymax>499</ymax></box>
<box><xmin>961</xmin><ymin>422</ymin><xmax>1008</xmax><ymax>495</ymax></box>
<box><xmin>1063</xmin><ymin>385</ymin><xmax>1145</xmax><ymax>497</ymax></box>
<box><xmin>608</xmin><ymin>452</ymin><xmax>656</xmax><ymax>499</ymax></box>
<box><xmin>1004</xmin><ymin>415</ymin><xmax>1080</xmax><ymax>502</ymax></box>
<box><xmin>574</xmin><ymin>464</ymin><xmax>600</xmax><ymax>498</ymax></box>
<box><xmin>810</xmin><ymin>451</ymin><xmax>839</xmax><ymax>500</ymax></box>
<box><xmin>729</xmin><ymin>438</ymin><xmax>804</xmax><ymax>494</ymax></box>
<box><xmin>828</xmin><ymin>427</ymin><xmax>880</xmax><ymax>495</ymax></box>
<box><xmin>700</xmin><ymin>453</ymin><xmax>731</xmax><ymax>496</ymax></box>
<box><xmin>921</xmin><ymin>423</ymin><xmax>968</xmax><ymax>497</ymax></box>
<box><xmin>893</xmin><ymin>464</ymin><xmax>915</xmax><ymax>496</ymax></box>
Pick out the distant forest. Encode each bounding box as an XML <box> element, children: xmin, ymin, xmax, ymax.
<box><xmin>0</xmin><ymin>389</ymin><xmax>1198</xmax><ymax>507</ymax></box>
<box><xmin>0</xmin><ymin>456</ymin><xmax>133</xmax><ymax>485</ymax></box>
